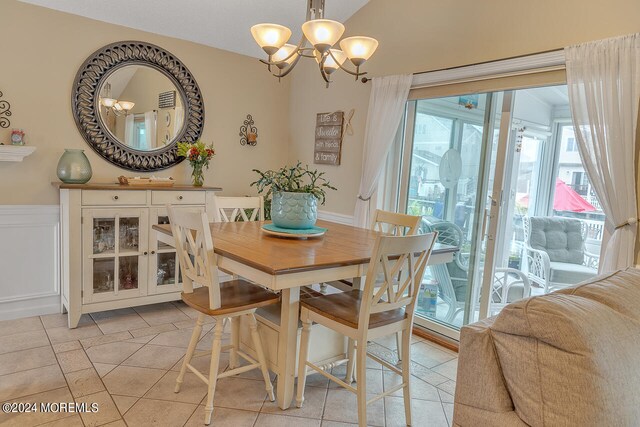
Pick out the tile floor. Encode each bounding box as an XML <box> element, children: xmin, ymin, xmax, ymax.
<box><xmin>0</xmin><ymin>302</ymin><xmax>458</xmax><ymax>427</ymax></box>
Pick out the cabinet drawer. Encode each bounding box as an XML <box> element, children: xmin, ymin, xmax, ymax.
<box><xmin>82</xmin><ymin>190</ymin><xmax>147</xmax><ymax>206</ymax></box>
<box><xmin>151</xmin><ymin>191</ymin><xmax>206</xmax><ymax>206</ymax></box>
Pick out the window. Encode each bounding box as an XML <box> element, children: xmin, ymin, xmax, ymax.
<box><xmin>566</xmin><ymin>137</ymin><xmax>578</xmax><ymax>152</ymax></box>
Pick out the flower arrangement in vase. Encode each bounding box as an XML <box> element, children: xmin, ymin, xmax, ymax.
<box><xmin>177</xmin><ymin>141</ymin><xmax>215</xmax><ymax>186</ymax></box>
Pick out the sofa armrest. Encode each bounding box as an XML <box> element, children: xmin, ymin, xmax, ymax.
<box><xmin>453</xmin><ymin>318</ymin><xmax>526</xmax><ymax>427</ymax></box>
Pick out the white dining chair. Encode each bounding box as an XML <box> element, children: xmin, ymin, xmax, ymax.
<box><xmin>211</xmin><ymin>195</ymin><xmax>264</xmax><ymax>223</ymax></box>
<box><xmin>331</xmin><ymin>209</ymin><xmax>421</xmax><ymax>367</ymax></box>
<box><xmin>365</xmin><ymin>209</ymin><xmax>422</xmax><ymax>363</ymax></box>
<box><xmin>210</xmin><ymin>195</ymin><xmax>265</xmax><ymax>369</ymax></box>
<box><xmin>370</xmin><ymin>209</ymin><xmax>422</xmax><ymax>236</ymax></box>
<box><xmin>296</xmin><ymin>232</ymin><xmax>437</xmax><ymax>427</ymax></box>
<box><xmin>167</xmin><ymin>206</ymin><xmax>277</xmax><ymax>425</ymax></box>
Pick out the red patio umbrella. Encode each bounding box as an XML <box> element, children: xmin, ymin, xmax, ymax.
<box><xmin>518</xmin><ymin>179</ymin><xmax>596</xmax><ymax>212</ymax></box>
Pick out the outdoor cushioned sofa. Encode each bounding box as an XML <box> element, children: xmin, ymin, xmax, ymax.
<box><xmin>453</xmin><ymin>267</ymin><xmax>640</xmax><ymax>426</ymax></box>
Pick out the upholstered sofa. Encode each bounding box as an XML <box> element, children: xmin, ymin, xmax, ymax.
<box><xmin>453</xmin><ymin>268</ymin><xmax>640</xmax><ymax>426</ymax></box>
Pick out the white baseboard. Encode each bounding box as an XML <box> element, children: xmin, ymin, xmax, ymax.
<box><xmin>317</xmin><ymin>210</ymin><xmax>354</xmax><ymax>225</ymax></box>
<box><xmin>0</xmin><ymin>205</ymin><xmax>60</xmax><ymax>321</ymax></box>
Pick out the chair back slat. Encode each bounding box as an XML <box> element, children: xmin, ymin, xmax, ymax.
<box><xmin>167</xmin><ymin>206</ymin><xmax>221</xmax><ymax>310</ymax></box>
<box><xmin>360</xmin><ymin>233</ymin><xmax>436</xmax><ymax>324</ymax></box>
<box><xmin>212</xmin><ymin>196</ymin><xmax>264</xmax><ymax>223</ymax></box>
<box><xmin>371</xmin><ymin>209</ymin><xmax>421</xmax><ymax>236</ymax></box>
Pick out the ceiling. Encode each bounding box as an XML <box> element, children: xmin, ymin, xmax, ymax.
<box><xmin>19</xmin><ymin>0</ymin><xmax>369</xmax><ymax>58</ymax></box>
<box><xmin>527</xmin><ymin>85</ymin><xmax>569</xmax><ymax>107</ymax></box>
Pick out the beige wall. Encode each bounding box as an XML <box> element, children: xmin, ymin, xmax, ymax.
<box><xmin>288</xmin><ymin>60</ymin><xmax>371</xmax><ymax>214</ymax></box>
<box><xmin>289</xmin><ymin>0</ymin><xmax>640</xmax><ymax>216</ymax></box>
<box><xmin>0</xmin><ymin>0</ymin><xmax>290</xmax><ymax>205</ymax></box>
<box><xmin>2</xmin><ymin>0</ymin><xmax>640</xmax><ymax>214</ymax></box>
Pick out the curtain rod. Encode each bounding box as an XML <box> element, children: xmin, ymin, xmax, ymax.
<box><xmin>361</xmin><ymin>47</ymin><xmax>565</xmax><ymax>83</ymax></box>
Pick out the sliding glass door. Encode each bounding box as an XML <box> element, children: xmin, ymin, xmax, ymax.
<box><xmin>398</xmin><ymin>92</ymin><xmax>506</xmax><ymax>337</ymax></box>
<box><xmin>399</xmin><ymin>84</ymin><xmax>606</xmax><ymax>339</ymax></box>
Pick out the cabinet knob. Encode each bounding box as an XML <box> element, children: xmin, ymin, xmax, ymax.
<box><xmin>143</xmin><ymin>251</ymin><xmax>148</xmax><ymax>255</ymax></box>
<box><xmin>178</xmin><ymin>195</ymin><xmax>183</xmax><ymax>200</ymax></box>
<box><xmin>151</xmin><ymin>251</ymin><xmax>156</xmax><ymax>255</ymax></box>
<box><xmin>113</xmin><ymin>195</ymin><xmax>119</xmax><ymax>200</ymax></box>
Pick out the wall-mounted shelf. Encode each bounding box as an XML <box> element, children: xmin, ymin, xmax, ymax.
<box><xmin>0</xmin><ymin>145</ymin><xmax>36</xmax><ymax>162</ymax></box>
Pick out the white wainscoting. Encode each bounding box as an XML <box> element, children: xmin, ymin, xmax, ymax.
<box><xmin>317</xmin><ymin>210</ymin><xmax>354</xmax><ymax>225</ymax></box>
<box><xmin>0</xmin><ymin>205</ymin><xmax>60</xmax><ymax>320</ymax></box>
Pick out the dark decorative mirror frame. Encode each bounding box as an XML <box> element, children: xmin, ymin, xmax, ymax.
<box><xmin>72</xmin><ymin>41</ymin><xmax>204</xmax><ymax>171</ymax></box>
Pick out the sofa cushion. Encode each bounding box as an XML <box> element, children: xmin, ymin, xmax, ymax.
<box><xmin>549</xmin><ymin>261</ymin><xmax>597</xmax><ymax>284</ymax></box>
<box><xmin>489</xmin><ymin>268</ymin><xmax>640</xmax><ymax>426</ymax></box>
<box><xmin>529</xmin><ymin>217</ymin><xmax>584</xmax><ymax>264</ymax></box>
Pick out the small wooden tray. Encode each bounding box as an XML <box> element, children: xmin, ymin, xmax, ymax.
<box><xmin>118</xmin><ymin>176</ymin><xmax>175</xmax><ymax>187</ymax></box>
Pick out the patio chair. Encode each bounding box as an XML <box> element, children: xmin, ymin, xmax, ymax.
<box><xmin>423</xmin><ymin>218</ymin><xmax>530</xmax><ymax>322</ymax></box>
<box><xmin>523</xmin><ymin>216</ymin><xmax>599</xmax><ymax>293</ymax></box>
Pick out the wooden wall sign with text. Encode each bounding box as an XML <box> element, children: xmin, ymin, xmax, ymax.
<box><xmin>314</xmin><ymin>111</ymin><xmax>344</xmax><ymax>166</ymax></box>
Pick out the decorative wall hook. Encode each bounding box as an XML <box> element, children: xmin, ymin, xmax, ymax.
<box><xmin>0</xmin><ymin>91</ymin><xmax>12</xmax><ymax>129</ymax></box>
<box><xmin>239</xmin><ymin>114</ymin><xmax>258</xmax><ymax>146</ymax></box>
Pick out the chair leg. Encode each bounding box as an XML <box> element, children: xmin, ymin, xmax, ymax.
<box><xmin>296</xmin><ymin>310</ymin><xmax>312</xmax><ymax>408</ymax></box>
<box><xmin>401</xmin><ymin>328</ymin><xmax>413</xmax><ymax>426</ymax></box>
<box><xmin>396</xmin><ymin>331</ymin><xmax>403</xmax><ymax>361</ymax></box>
<box><xmin>345</xmin><ymin>338</ymin><xmax>356</xmax><ymax>384</ymax></box>
<box><xmin>204</xmin><ymin>319</ymin><xmax>224</xmax><ymax>425</ymax></box>
<box><xmin>247</xmin><ymin>313</ymin><xmax>275</xmax><ymax>401</ymax></box>
<box><xmin>356</xmin><ymin>339</ymin><xmax>368</xmax><ymax>427</ymax></box>
<box><xmin>175</xmin><ymin>312</ymin><xmax>205</xmax><ymax>393</ymax></box>
<box><xmin>229</xmin><ymin>317</ymin><xmax>240</xmax><ymax>369</ymax></box>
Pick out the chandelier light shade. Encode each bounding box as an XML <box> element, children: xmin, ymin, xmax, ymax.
<box><xmin>252</xmin><ymin>0</ymin><xmax>378</xmax><ymax>87</ymax></box>
<box><xmin>339</xmin><ymin>36</ymin><xmax>379</xmax><ymax>67</ymax></box>
<box><xmin>101</xmin><ymin>97</ymin><xmax>117</xmax><ymax>108</ymax></box>
<box><xmin>116</xmin><ymin>101</ymin><xmax>135</xmax><ymax>112</ymax></box>
<box><xmin>301</xmin><ymin>19</ymin><xmax>345</xmax><ymax>54</ymax></box>
<box><xmin>250</xmin><ymin>23</ymin><xmax>292</xmax><ymax>55</ymax></box>
<box><xmin>99</xmin><ymin>83</ymin><xmax>135</xmax><ymax>116</ymax></box>
<box><xmin>272</xmin><ymin>44</ymin><xmax>298</xmax><ymax>68</ymax></box>
<box><xmin>316</xmin><ymin>49</ymin><xmax>347</xmax><ymax>75</ymax></box>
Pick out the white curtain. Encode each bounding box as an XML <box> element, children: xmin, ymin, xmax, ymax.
<box><xmin>565</xmin><ymin>33</ymin><xmax>640</xmax><ymax>272</ymax></box>
<box><xmin>124</xmin><ymin>114</ymin><xmax>135</xmax><ymax>147</ymax></box>
<box><xmin>354</xmin><ymin>74</ymin><xmax>413</xmax><ymax>227</ymax></box>
<box><xmin>144</xmin><ymin>111</ymin><xmax>157</xmax><ymax>150</ymax></box>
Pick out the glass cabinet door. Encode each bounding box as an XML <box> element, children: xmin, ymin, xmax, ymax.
<box><xmin>148</xmin><ymin>208</ymin><xmax>184</xmax><ymax>295</ymax></box>
<box><xmin>83</xmin><ymin>209</ymin><xmax>148</xmax><ymax>303</ymax></box>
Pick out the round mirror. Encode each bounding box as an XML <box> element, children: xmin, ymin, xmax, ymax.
<box><xmin>72</xmin><ymin>41</ymin><xmax>204</xmax><ymax>171</ymax></box>
<box><xmin>98</xmin><ymin>65</ymin><xmax>185</xmax><ymax>152</ymax></box>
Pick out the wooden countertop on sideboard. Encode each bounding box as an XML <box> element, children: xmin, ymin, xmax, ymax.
<box><xmin>52</xmin><ymin>182</ymin><xmax>223</xmax><ymax>191</ymax></box>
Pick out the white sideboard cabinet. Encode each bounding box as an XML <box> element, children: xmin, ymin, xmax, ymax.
<box><xmin>56</xmin><ymin>183</ymin><xmax>221</xmax><ymax>328</ymax></box>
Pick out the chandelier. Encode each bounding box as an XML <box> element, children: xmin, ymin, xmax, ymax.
<box><xmin>250</xmin><ymin>0</ymin><xmax>378</xmax><ymax>87</ymax></box>
<box><xmin>99</xmin><ymin>82</ymin><xmax>135</xmax><ymax>116</ymax></box>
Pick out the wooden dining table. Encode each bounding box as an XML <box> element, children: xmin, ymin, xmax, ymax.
<box><xmin>153</xmin><ymin>219</ymin><xmax>457</xmax><ymax>409</ymax></box>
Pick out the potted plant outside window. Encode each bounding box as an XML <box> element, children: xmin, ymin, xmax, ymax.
<box><xmin>251</xmin><ymin>162</ymin><xmax>336</xmax><ymax>229</ymax></box>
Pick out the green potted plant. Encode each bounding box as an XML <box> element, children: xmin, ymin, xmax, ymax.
<box><xmin>251</xmin><ymin>162</ymin><xmax>336</xmax><ymax>229</ymax></box>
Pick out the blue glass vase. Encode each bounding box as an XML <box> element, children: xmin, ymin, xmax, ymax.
<box><xmin>57</xmin><ymin>149</ymin><xmax>92</xmax><ymax>184</ymax></box>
